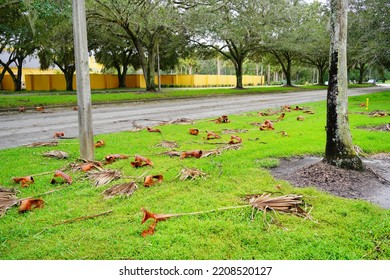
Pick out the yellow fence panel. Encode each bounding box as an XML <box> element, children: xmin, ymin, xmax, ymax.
<box><xmin>19</xmin><ymin>73</ymin><xmax>264</xmax><ymax>91</ymax></box>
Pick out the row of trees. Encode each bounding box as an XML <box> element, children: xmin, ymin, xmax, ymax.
<box><xmin>1</xmin><ymin>0</ymin><xmax>389</xmax><ymax>91</ymax></box>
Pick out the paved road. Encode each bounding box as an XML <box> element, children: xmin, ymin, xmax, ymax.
<box><xmin>0</xmin><ymin>86</ymin><xmax>387</xmax><ymax>149</ymax></box>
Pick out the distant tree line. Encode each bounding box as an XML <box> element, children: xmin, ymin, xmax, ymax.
<box><xmin>0</xmin><ymin>0</ymin><xmax>389</xmax><ymax>91</ymax></box>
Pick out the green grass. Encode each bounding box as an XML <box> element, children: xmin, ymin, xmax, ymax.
<box><xmin>0</xmin><ymin>91</ymin><xmax>389</xmax><ymax>260</ymax></box>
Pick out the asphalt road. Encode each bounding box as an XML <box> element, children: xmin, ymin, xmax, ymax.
<box><xmin>0</xmin><ymin>86</ymin><xmax>387</xmax><ymax>150</ymax></box>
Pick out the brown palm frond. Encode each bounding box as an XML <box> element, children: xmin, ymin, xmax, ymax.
<box><xmin>130</xmin><ymin>121</ymin><xmax>144</xmax><ymax>132</ymax></box>
<box><xmin>249</xmin><ymin>193</ymin><xmax>311</xmax><ymax>219</ymax></box>
<box><xmin>102</xmin><ymin>181</ymin><xmax>138</xmax><ymax>198</ymax></box>
<box><xmin>159</xmin><ymin>118</ymin><xmax>195</xmax><ymax>125</ymax></box>
<box><xmin>87</xmin><ymin>169</ymin><xmax>122</xmax><ymax>187</ymax></box>
<box><xmin>200</xmin><ymin>149</ymin><xmax>221</xmax><ymax>157</ymax></box>
<box><xmin>71</xmin><ymin>162</ymin><xmax>103</xmax><ymax>172</ymax></box>
<box><xmin>160</xmin><ymin>150</ymin><xmax>182</xmax><ymax>157</ymax></box>
<box><xmin>155</xmin><ymin>140</ymin><xmax>179</xmax><ymax>149</ymax></box>
<box><xmin>222</xmin><ymin>129</ymin><xmax>248</xmax><ymax>134</ymax></box>
<box><xmin>201</xmin><ymin>143</ymin><xmax>241</xmax><ymax>158</ymax></box>
<box><xmin>24</xmin><ymin>141</ymin><xmax>58</xmax><ymax>147</ymax></box>
<box><xmin>178</xmin><ymin>167</ymin><xmax>207</xmax><ymax>181</ymax></box>
<box><xmin>0</xmin><ymin>187</ymin><xmax>19</xmax><ymax>217</ymax></box>
<box><xmin>42</xmin><ymin>150</ymin><xmax>69</xmax><ymax>159</ymax></box>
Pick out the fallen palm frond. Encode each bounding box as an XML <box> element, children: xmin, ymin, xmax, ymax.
<box><xmin>147</xmin><ymin>127</ymin><xmax>161</xmax><ymax>133</ymax></box>
<box><xmin>228</xmin><ymin>135</ymin><xmax>242</xmax><ymax>144</ymax></box>
<box><xmin>180</xmin><ymin>150</ymin><xmax>202</xmax><ymax>159</ymax></box>
<box><xmin>201</xmin><ymin>143</ymin><xmax>241</xmax><ymax>158</ymax></box>
<box><xmin>130</xmin><ymin>121</ymin><xmax>144</xmax><ymax>132</ymax></box>
<box><xmin>42</xmin><ymin>150</ymin><xmax>69</xmax><ymax>159</ymax></box>
<box><xmin>140</xmin><ymin>193</ymin><xmax>313</xmax><ymax>236</ymax></box>
<box><xmin>87</xmin><ymin>169</ymin><xmax>122</xmax><ymax>187</ymax></box>
<box><xmin>206</xmin><ymin>131</ymin><xmax>221</xmax><ymax>140</ymax></box>
<box><xmin>102</xmin><ymin>182</ymin><xmax>138</xmax><ymax>198</ymax></box>
<box><xmin>24</xmin><ymin>141</ymin><xmax>58</xmax><ymax>147</ymax></box>
<box><xmin>144</xmin><ymin>175</ymin><xmax>163</xmax><ymax>187</ymax></box>
<box><xmin>159</xmin><ymin>118</ymin><xmax>195</xmax><ymax>125</ymax></box>
<box><xmin>177</xmin><ymin>167</ymin><xmax>207</xmax><ymax>181</ymax></box>
<box><xmin>94</xmin><ymin>140</ymin><xmax>105</xmax><ymax>147</ymax></box>
<box><xmin>189</xmin><ymin>128</ymin><xmax>199</xmax><ymax>135</ymax></box>
<box><xmin>13</xmin><ymin>176</ymin><xmax>34</xmax><ymax>187</ymax></box>
<box><xmin>155</xmin><ymin>140</ymin><xmax>179</xmax><ymax>149</ymax></box>
<box><xmin>18</xmin><ymin>198</ymin><xmax>44</xmax><ymax>213</ymax></box>
<box><xmin>51</xmin><ymin>170</ymin><xmax>72</xmax><ymax>185</ymax></box>
<box><xmin>131</xmin><ymin>155</ymin><xmax>153</xmax><ymax>168</ymax></box>
<box><xmin>53</xmin><ymin>210</ymin><xmax>113</xmax><ymax>226</ymax></box>
<box><xmin>104</xmin><ymin>154</ymin><xmax>129</xmax><ymax>164</ymax></box>
<box><xmin>222</xmin><ymin>129</ymin><xmax>248</xmax><ymax>134</ymax></box>
<box><xmin>160</xmin><ymin>150</ymin><xmax>182</xmax><ymax>157</ymax></box>
<box><xmin>0</xmin><ymin>187</ymin><xmax>19</xmax><ymax>217</ymax></box>
<box><xmin>248</xmin><ymin>193</ymin><xmax>312</xmax><ymax>219</ymax></box>
<box><xmin>71</xmin><ymin>162</ymin><xmax>103</xmax><ymax>172</ymax></box>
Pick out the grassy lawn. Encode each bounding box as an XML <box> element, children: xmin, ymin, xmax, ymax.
<box><xmin>0</xmin><ymin>91</ymin><xmax>389</xmax><ymax>260</ymax></box>
<box><xmin>0</xmin><ymin>85</ymin><xmax>314</xmax><ymax>109</ymax></box>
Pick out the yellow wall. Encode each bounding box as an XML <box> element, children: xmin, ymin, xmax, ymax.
<box><xmin>6</xmin><ymin>73</ymin><xmax>264</xmax><ymax>91</ymax></box>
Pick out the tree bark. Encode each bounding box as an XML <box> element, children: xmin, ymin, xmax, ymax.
<box><xmin>64</xmin><ymin>66</ymin><xmax>75</xmax><ymax>91</ymax></box>
<box><xmin>357</xmin><ymin>62</ymin><xmax>366</xmax><ymax>84</ymax></box>
<box><xmin>323</xmin><ymin>0</ymin><xmax>364</xmax><ymax>171</ymax></box>
<box><xmin>234</xmin><ymin>59</ymin><xmax>244</xmax><ymax>89</ymax></box>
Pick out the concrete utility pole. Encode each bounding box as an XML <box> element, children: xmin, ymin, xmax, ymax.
<box><xmin>72</xmin><ymin>0</ymin><xmax>94</xmax><ymax>160</ymax></box>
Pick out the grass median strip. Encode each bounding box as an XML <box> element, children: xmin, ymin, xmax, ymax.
<box><xmin>0</xmin><ymin>91</ymin><xmax>388</xmax><ymax>260</ymax></box>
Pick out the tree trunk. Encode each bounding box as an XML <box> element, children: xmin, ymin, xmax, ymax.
<box><xmin>234</xmin><ymin>60</ymin><xmax>244</xmax><ymax>89</ymax></box>
<box><xmin>284</xmin><ymin>58</ymin><xmax>293</xmax><ymax>86</ymax></box>
<box><xmin>318</xmin><ymin>66</ymin><xmax>325</xmax><ymax>85</ymax></box>
<box><xmin>323</xmin><ymin>0</ymin><xmax>363</xmax><ymax>171</ymax></box>
<box><xmin>145</xmin><ymin>53</ymin><xmax>156</xmax><ymax>92</ymax></box>
<box><xmin>15</xmin><ymin>60</ymin><xmax>23</xmax><ymax>91</ymax></box>
<box><xmin>357</xmin><ymin>63</ymin><xmax>366</xmax><ymax>84</ymax></box>
<box><xmin>117</xmin><ymin>65</ymin><xmax>127</xmax><ymax>88</ymax></box>
<box><xmin>64</xmin><ymin>67</ymin><xmax>75</xmax><ymax>91</ymax></box>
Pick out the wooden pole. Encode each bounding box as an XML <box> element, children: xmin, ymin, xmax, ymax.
<box><xmin>72</xmin><ymin>0</ymin><xmax>94</xmax><ymax>160</ymax></box>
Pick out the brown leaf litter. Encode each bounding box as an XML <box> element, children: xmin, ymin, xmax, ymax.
<box><xmin>0</xmin><ymin>187</ymin><xmax>19</xmax><ymax>216</ymax></box>
<box><xmin>102</xmin><ymin>181</ymin><xmax>138</xmax><ymax>198</ymax></box>
<box><xmin>42</xmin><ymin>150</ymin><xmax>69</xmax><ymax>159</ymax></box>
<box><xmin>270</xmin><ymin>155</ymin><xmax>390</xmax><ymax>208</ymax></box>
<box><xmin>87</xmin><ymin>169</ymin><xmax>122</xmax><ymax>187</ymax></box>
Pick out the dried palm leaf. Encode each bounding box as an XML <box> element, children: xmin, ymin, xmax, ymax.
<box><xmin>130</xmin><ymin>121</ymin><xmax>144</xmax><ymax>132</ymax></box>
<box><xmin>87</xmin><ymin>169</ymin><xmax>122</xmax><ymax>187</ymax></box>
<box><xmin>0</xmin><ymin>187</ymin><xmax>19</xmax><ymax>217</ymax></box>
<box><xmin>19</xmin><ymin>198</ymin><xmax>44</xmax><ymax>213</ymax></box>
<box><xmin>155</xmin><ymin>140</ymin><xmax>179</xmax><ymax>149</ymax></box>
<box><xmin>219</xmin><ymin>143</ymin><xmax>242</xmax><ymax>151</ymax></box>
<box><xmin>159</xmin><ymin>118</ymin><xmax>195</xmax><ymax>125</ymax></box>
<box><xmin>249</xmin><ymin>193</ymin><xmax>311</xmax><ymax>219</ymax></box>
<box><xmin>42</xmin><ymin>150</ymin><xmax>69</xmax><ymax>159</ymax></box>
<box><xmin>200</xmin><ymin>150</ymin><xmax>221</xmax><ymax>157</ymax></box>
<box><xmin>222</xmin><ymin>129</ymin><xmax>248</xmax><ymax>134</ymax></box>
<box><xmin>189</xmin><ymin>128</ymin><xmax>199</xmax><ymax>135</ymax></box>
<box><xmin>201</xmin><ymin>143</ymin><xmax>241</xmax><ymax>158</ymax></box>
<box><xmin>144</xmin><ymin>175</ymin><xmax>163</xmax><ymax>187</ymax></box>
<box><xmin>24</xmin><ymin>141</ymin><xmax>58</xmax><ymax>147</ymax></box>
<box><xmin>180</xmin><ymin>150</ymin><xmax>202</xmax><ymax>159</ymax></box>
<box><xmin>160</xmin><ymin>150</ymin><xmax>182</xmax><ymax>157</ymax></box>
<box><xmin>102</xmin><ymin>181</ymin><xmax>138</xmax><ymax>198</ymax></box>
<box><xmin>51</xmin><ymin>170</ymin><xmax>73</xmax><ymax>185</ymax></box>
<box><xmin>147</xmin><ymin>127</ymin><xmax>161</xmax><ymax>133</ymax></box>
<box><xmin>71</xmin><ymin>162</ymin><xmax>103</xmax><ymax>172</ymax></box>
<box><xmin>13</xmin><ymin>176</ymin><xmax>34</xmax><ymax>187</ymax></box>
<box><xmin>178</xmin><ymin>167</ymin><xmax>207</xmax><ymax>181</ymax></box>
